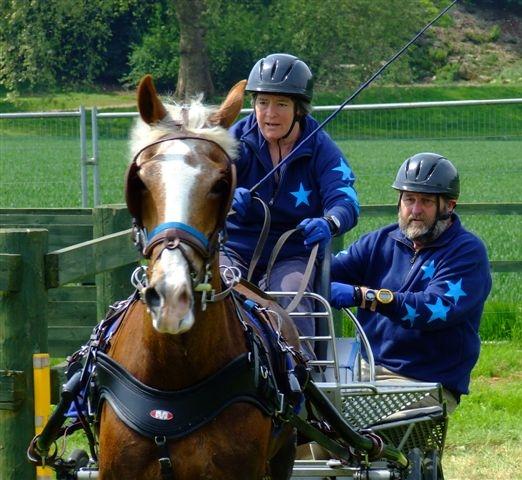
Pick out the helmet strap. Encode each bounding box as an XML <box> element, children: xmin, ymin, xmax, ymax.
<box><xmin>281</xmin><ymin>103</ymin><xmax>300</xmax><ymax>140</ymax></box>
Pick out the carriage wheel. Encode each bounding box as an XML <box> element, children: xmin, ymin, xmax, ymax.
<box><xmin>405</xmin><ymin>448</ymin><xmax>423</xmax><ymax>480</ymax></box>
<box><xmin>67</xmin><ymin>448</ymin><xmax>89</xmax><ymax>470</ymax></box>
<box><xmin>422</xmin><ymin>450</ymin><xmax>444</xmax><ymax>480</ymax></box>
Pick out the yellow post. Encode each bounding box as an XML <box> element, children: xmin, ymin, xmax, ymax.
<box><xmin>33</xmin><ymin>354</ymin><xmax>53</xmax><ymax>480</ymax></box>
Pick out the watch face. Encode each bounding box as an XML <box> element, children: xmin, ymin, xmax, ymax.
<box><xmin>330</xmin><ymin>215</ymin><xmax>341</xmax><ymax>229</ymax></box>
<box><xmin>365</xmin><ymin>289</ymin><xmax>376</xmax><ymax>302</ymax></box>
<box><xmin>377</xmin><ymin>289</ymin><xmax>394</xmax><ymax>304</ymax></box>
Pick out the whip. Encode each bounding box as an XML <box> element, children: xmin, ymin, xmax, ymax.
<box><xmin>249</xmin><ymin>0</ymin><xmax>460</xmax><ymax>194</ymax></box>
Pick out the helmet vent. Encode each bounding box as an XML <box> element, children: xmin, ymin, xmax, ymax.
<box><xmin>270</xmin><ymin>61</ymin><xmax>278</xmax><ymax>80</ymax></box>
<box><xmin>414</xmin><ymin>160</ymin><xmax>422</xmax><ymax>179</ymax></box>
<box><xmin>281</xmin><ymin>64</ymin><xmax>293</xmax><ymax>81</ymax></box>
<box><xmin>425</xmin><ymin>163</ymin><xmax>437</xmax><ymax>181</ymax></box>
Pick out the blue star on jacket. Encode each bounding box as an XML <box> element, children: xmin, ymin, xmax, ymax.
<box><xmin>290</xmin><ymin>182</ymin><xmax>312</xmax><ymax>207</ymax></box>
<box><xmin>402</xmin><ymin>303</ymin><xmax>420</xmax><ymax>326</ymax></box>
<box><xmin>333</xmin><ymin>158</ymin><xmax>354</xmax><ymax>181</ymax></box>
<box><xmin>426</xmin><ymin>297</ymin><xmax>451</xmax><ymax>322</ymax></box>
<box><xmin>421</xmin><ymin>260</ymin><xmax>436</xmax><ymax>280</ymax></box>
<box><xmin>445</xmin><ymin>278</ymin><xmax>467</xmax><ymax>304</ymax></box>
<box><xmin>337</xmin><ymin>186</ymin><xmax>359</xmax><ymax>205</ymax></box>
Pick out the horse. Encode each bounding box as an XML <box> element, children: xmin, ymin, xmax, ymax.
<box><xmin>96</xmin><ymin>75</ymin><xmax>302</xmax><ymax>479</ymax></box>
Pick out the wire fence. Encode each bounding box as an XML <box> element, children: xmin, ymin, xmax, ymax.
<box><xmin>0</xmin><ymin>98</ymin><xmax>521</xmax><ymax>208</ymax></box>
<box><xmin>1</xmin><ymin>98</ymin><xmax>521</xmax><ymax>320</ymax></box>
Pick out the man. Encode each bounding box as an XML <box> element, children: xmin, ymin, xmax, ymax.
<box><xmin>330</xmin><ymin>153</ymin><xmax>491</xmax><ymax>412</ymax></box>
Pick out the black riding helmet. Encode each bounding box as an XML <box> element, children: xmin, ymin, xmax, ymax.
<box><xmin>246</xmin><ymin>53</ymin><xmax>314</xmax><ymax>102</ymax></box>
<box><xmin>392</xmin><ymin>152</ymin><xmax>460</xmax><ymax>200</ymax></box>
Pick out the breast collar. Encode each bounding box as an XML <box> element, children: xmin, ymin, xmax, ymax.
<box><xmin>88</xmin><ymin>290</ymin><xmax>303</xmax><ymax>440</ymax></box>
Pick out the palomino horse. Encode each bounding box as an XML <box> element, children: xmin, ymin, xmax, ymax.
<box><xmin>96</xmin><ymin>75</ymin><xmax>302</xmax><ymax>479</ymax></box>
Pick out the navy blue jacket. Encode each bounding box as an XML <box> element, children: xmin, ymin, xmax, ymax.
<box><xmin>331</xmin><ymin>214</ymin><xmax>491</xmax><ymax>396</ymax></box>
<box><xmin>226</xmin><ymin>113</ymin><xmax>359</xmax><ymax>267</ymax></box>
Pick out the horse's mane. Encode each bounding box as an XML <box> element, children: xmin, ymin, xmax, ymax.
<box><xmin>130</xmin><ymin>97</ymin><xmax>238</xmax><ymax>161</ymax></box>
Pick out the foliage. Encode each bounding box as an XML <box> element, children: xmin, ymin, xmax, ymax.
<box><xmin>463</xmin><ymin>0</ymin><xmax>522</xmax><ymax>12</ymax></box>
<box><xmin>203</xmin><ymin>0</ymin><xmax>272</xmax><ymax>93</ymax></box>
<box><xmin>0</xmin><ymin>0</ymin><xmax>156</xmax><ymax>92</ymax></box>
<box><xmin>123</xmin><ymin>2</ymin><xmax>180</xmax><ymax>90</ymax></box>
<box><xmin>0</xmin><ymin>0</ymin><xmax>479</xmax><ymax>95</ymax></box>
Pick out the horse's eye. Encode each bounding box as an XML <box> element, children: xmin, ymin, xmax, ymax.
<box><xmin>210</xmin><ymin>179</ymin><xmax>229</xmax><ymax>196</ymax></box>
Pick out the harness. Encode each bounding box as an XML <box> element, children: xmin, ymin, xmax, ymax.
<box><xmin>88</xmin><ymin>290</ymin><xmax>302</xmax><ymax>434</ymax></box>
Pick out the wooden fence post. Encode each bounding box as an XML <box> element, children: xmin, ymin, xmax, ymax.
<box><xmin>0</xmin><ymin>229</ymin><xmax>48</xmax><ymax>480</ymax></box>
<box><xmin>93</xmin><ymin>205</ymin><xmax>136</xmax><ymax>320</ymax></box>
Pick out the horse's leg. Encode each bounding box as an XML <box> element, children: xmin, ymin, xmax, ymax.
<box><xmin>98</xmin><ymin>406</ymin><xmax>157</xmax><ymax>480</ymax></box>
<box><xmin>269</xmin><ymin>431</ymin><xmax>297</xmax><ymax>480</ymax></box>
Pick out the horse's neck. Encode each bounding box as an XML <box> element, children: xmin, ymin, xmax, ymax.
<box><xmin>110</xmin><ymin>293</ymin><xmax>247</xmax><ymax>390</ymax></box>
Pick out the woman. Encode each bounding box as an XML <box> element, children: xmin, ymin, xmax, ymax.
<box><xmin>221</xmin><ymin>53</ymin><xmax>360</xmax><ymax>357</ymax></box>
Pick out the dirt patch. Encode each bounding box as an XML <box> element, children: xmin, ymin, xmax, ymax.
<box><xmin>431</xmin><ymin>4</ymin><xmax>521</xmax><ymax>83</ymax></box>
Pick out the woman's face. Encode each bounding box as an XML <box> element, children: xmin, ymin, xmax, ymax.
<box><xmin>254</xmin><ymin>94</ymin><xmax>296</xmax><ymax>143</ymax></box>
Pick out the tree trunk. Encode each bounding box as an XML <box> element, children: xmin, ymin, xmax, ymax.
<box><xmin>175</xmin><ymin>0</ymin><xmax>214</xmax><ymax>99</ymax></box>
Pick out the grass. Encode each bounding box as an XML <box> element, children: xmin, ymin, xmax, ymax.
<box><xmin>443</xmin><ymin>341</ymin><xmax>522</xmax><ymax>479</ymax></box>
<box><xmin>51</xmin><ymin>341</ymin><xmax>522</xmax><ymax>479</ymax></box>
<box><xmin>2</xmin><ymin>83</ymin><xmax>522</xmax><ymax>113</ymax></box>
<box><xmin>1</xmin><ymin>132</ymin><xmax>521</xmax><ymax>339</ymax></box>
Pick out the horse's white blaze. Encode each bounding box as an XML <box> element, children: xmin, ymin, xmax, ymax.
<box><xmin>159</xmin><ymin>141</ymin><xmax>201</xmax><ymax>223</ymax></box>
<box><xmin>150</xmin><ymin>249</ymin><xmax>195</xmax><ymax>334</ymax></box>
<box><xmin>148</xmin><ymin>141</ymin><xmax>199</xmax><ymax>334</ymax></box>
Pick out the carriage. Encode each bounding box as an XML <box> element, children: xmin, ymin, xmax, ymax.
<box><xmin>27</xmin><ymin>76</ymin><xmax>448</xmax><ymax>480</ymax></box>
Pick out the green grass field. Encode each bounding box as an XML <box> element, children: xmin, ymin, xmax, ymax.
<box><xmin>2</xmin><ymin>131</ymin><xmax>520</xmax><ymax>340</ymax></box>
<box><xmin>53</xmin><ymin>341</ymin><xmax>522</xmax><ymax>480</ymax></box>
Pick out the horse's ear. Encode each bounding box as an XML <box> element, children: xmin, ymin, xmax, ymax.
<box><xmin>137</xmin><ymin>75</ymin><xmax>168</xmax><ymax>125</ymax></box>
<box><xmin>211</xmin><ymin>79</ymin><xmax>247</xmax><ymax>129</ymax></box>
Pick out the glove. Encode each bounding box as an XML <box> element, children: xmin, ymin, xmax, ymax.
<box><xmin>231</xmin><ymin>187</ymin><xmax>252</xmax><ymax>219</ymax></box>
<box><xmin>298</xmin><ymin>217</ymin><xmax>332</xmax><ymax>250</ymax></box>
<box><xmin>330</xmin><ymin>282</ymin><xmax>357</xmax><ymax>309</ymax></box>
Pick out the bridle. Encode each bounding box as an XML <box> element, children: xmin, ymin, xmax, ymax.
<box><xmin>125</xmin><ymin>132</ymin><xmax>237</xmax><ymax>307</ymax></box>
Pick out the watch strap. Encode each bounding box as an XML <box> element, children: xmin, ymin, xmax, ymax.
<box><xmin>323</xmin><ymin>215</ymin><xmax>339</xmax><ymax>235</ymax></box>
<box><xmin>353</xmin><ymin>286</ymin><xmax>362</xmax><ymax>307</ymax></box>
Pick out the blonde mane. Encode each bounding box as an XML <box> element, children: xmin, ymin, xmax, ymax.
<box><xmin>130</xmin><ymin>97</ymin><xmax>238</xmax><ymax>161</ymax></box>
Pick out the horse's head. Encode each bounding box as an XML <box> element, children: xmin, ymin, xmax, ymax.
<box><xmin>126</xmin><ymin>75</ymin><xmax>246</xmax><ymax>334</ymax></box>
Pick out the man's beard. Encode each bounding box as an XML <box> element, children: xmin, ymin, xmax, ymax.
<box><xmin>398</xmin><ymin>212</ymin><xmax>449</xmax><ymax>244</ymax></box>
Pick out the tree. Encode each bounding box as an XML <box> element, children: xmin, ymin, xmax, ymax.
<box><xmin>0</xmin><ymin>0</ymin><xmax>140</xmax><ymax>92</ymax></box>
<box><xmin>174</xmin><ymin>0</ymin><xmax>214</xmax><ymax>99</ymax></box>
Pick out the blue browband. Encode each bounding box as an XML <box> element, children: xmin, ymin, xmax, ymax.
<box><xmin>147</xmin><ymin>222</ymin><xmax>209</xmax><ymax>249</ymax></box>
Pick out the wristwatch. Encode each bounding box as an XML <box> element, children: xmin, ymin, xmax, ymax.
<box><xmin>363</xmin><ymin>288</ymin><xmax>377</xmax><ymax>311</ymax></box>
<box><xmin>362</xmin><ymin>288</ymin><xmax>394</xmax><ymax>311</ymax></box>
<box><xmin>376</xmin><ymin>288</ymin><xmax>394</xmax><ymax>304</ymax></box>
<box><xmin>323</xmin><ymin>215</ymin><xmax>341</xmax><ymax>235</ymax></box>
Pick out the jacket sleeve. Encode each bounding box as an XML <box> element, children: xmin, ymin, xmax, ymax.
<box><xmin>314</xmin><ymin>136</ymin><xmax>360</xmax><ymax>234</ymax></box>
<box><xmin>382</xmin><ymin>238</ymin><xmax>492</xmax><ymax>331</ymax></box>
<box><xmin>330</xmin><ymin>236</ymin><xmax>369</xmax><ymax>283</ymax></box>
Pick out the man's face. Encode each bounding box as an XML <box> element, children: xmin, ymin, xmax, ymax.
<box><xmin>398</xmin><ymin>191</ymin><xmax>455</xmax><ymax>242</ymax></box>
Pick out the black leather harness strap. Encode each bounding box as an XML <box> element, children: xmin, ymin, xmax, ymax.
<box><xmin>93</xmin><ymin>347</ymin><xmax>281</xmax><ymax>440</ymax></box>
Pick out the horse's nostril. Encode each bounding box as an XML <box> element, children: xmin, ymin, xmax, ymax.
<box><xmin>144</xmin><ymin>287</ymin><xmax>161</xmax><ymax>310</ymax></box>
<box><xmin>178</xmin><ymin>288</ymin><xmax>190</xmax><ymax>310</ymax></box>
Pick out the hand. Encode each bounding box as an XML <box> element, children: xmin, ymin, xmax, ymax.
<box><xmin>231</xmin><ymin>187</ymin><xmax>251</xmax><ymax>219</ymax></box>
<box><xmin>330</xmin><ymin>282</ymin><xmax>357</xmax><ymax>309</ymax></box>
<box><xmin>298</xmin><ymin>217</ymin><xmax>332</xmax><ymax>250</ymax></box>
